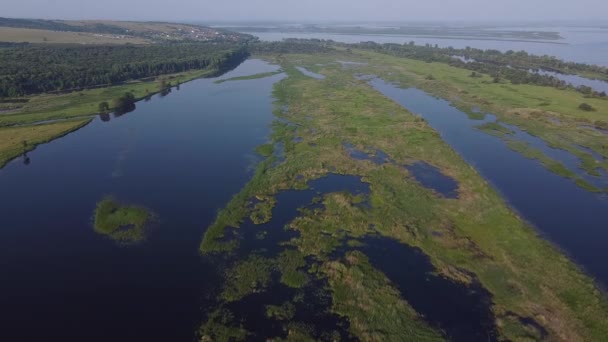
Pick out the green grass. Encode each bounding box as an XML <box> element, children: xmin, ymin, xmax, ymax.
<box><xmin>199</xmin><ymin>51</ymin><xmax>608</xmax><ymax>341</ymax></box>
<box><xmin>277</xmin><ymin>249</ymin><xmax>309</xmax><ymax>288</ymax></box>
<box><xmin>266</xmin><ymin>302</ymin><xmax>296</xmax><ymax>321</ymax></box>
<box><xmin>221</xmin><ymin>255</ymin><xmax>274</xmax><ymax>302</ymax></box>
<box><xmin>0</xmin><ymin>118</ymin><xmax>91</xmax><ymax>168</ymax></box>
<box><xmin>326</xmin><ymin>251</ymin><xmax>444</xmax><ymax>341</ymax></box>
<box><xmin>254</xmin><ymin>143</ymin><xmax>274</xmax><ymax>157</ymax></box>
<box><xmin>93</xmin><ymin>197</ymin><xmax>152</xmax><ymax>243</ymax></box>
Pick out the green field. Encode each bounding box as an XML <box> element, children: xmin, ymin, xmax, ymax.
<box><xmin>198</xmin><ymin>52</ymin><xmax>608</xmax><ymax>341</ymax></box>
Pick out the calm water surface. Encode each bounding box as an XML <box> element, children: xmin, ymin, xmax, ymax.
<box><xmin>0</xmin><ymin>59</ymin><xmax>284</xmax><ymax>342</ymax></box>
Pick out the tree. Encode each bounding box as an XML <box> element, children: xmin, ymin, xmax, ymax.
<box><xmin>98</xmin><ymin>101</ymin><xmax>110</xmax><ymax>113</ymax></box>
<box><xmin>579</xmin><ymin>103</ymin><xmax>595</xmax><ymax>111</ymax></box>
<box><xmin>112</xmin><ymin>92</ymin><xmax>136</xmax><ymax>113</ymax></box>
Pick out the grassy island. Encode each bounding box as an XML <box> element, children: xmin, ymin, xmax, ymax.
<box><xmin>93</xmin><ymin>198</ymin><xmax>153</xmax><ymax>243</ymax></box>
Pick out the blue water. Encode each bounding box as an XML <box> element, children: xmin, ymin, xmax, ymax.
<box><xmin>368</xmin><ymin>78</ymin><xmax>608</xmax><ymax>287</ymax></box>
<box><xmin>0</xmin><ymin>60</ymin><xmax>284</xmax><ymax>342</ymax></box>
<box><xmin>295</xmin><ymin>66</ymin><xmax>325</xmax><ymax>79</ymax></box>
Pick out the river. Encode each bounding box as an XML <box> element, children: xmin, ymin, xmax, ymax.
<box><xmin>0</xmin><ymin>59</ymin><xmax>284</xmax><ymax>342</ymax></box>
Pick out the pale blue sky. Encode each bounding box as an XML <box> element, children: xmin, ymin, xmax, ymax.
<box><xmin>2</xmin><ymin>0</ymin><xmax>607</xmax><ymax>22</ymax></box>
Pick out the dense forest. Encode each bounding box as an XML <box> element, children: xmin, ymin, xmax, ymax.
<box><xmin>0</xmin><ymin>43</ymin><xmax>249</xmax><ymax>96</ymax></box>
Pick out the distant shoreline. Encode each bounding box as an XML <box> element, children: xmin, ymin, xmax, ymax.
<box><xmin>242</xmin><ymin>30</ymin><xmax>568</xmax><ymax>45</ymax></box>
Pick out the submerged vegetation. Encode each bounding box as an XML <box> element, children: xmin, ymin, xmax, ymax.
<box><xmin>93</xmin><ymin>197</ymin><xmax>153</xmax><ymax>243</ymax></box>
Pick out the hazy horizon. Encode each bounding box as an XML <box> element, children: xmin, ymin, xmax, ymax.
<box><xmin>3</xmin><ymin>0</ymin><xmax>608</xmax><ymax>23</ymax></box>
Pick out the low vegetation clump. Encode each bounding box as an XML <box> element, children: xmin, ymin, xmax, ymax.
<box><xmin>579</xmin><ymin>102</ymin><xmax>595</xmax><ymax>111</ymax></box>
<box><xmin>476</xmin><ymin>121</ymin><xmax>514</xmax><ymax>137</ymax></box>
<box><xmin>93</xmin><ymin>197</ymin><xmax>153</xmax><ymax>243</ymax></box>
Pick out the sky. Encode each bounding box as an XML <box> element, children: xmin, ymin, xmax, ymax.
<box><xmin>2</xmin><ymin>0</ymin><xmax>608</xmax><ymax>23</ymax></box>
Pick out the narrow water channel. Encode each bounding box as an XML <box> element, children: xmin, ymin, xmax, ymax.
<box><xmin>368</xmin><ymin>78</ymin><xmax>608</xmax><ymax>287</ymax></box>
<box><xmin>0</xmin><ymin>60</ymin><xmax>284</xmax><ymax>342</ymax></box>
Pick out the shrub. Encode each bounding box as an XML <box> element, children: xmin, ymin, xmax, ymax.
<box><xmin>579</xmin><ymin>103</ymin><xmax>595</xmax><ymax>111</ymax></box>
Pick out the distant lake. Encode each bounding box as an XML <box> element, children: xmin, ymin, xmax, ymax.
<box><xmin>244</xmin><ymin>27</ymin><xmax>608</xmax><ymax>66</ymax></box>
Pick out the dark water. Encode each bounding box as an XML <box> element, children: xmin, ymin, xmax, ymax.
<box><xmin>406</xmin><ymin>162</ymin><xmax>460</xmax><ymax>198</ymax></box>
<box><xmin>369</xmin><ymin>78</ymin><xmax>608</xmax><ymax>287</ymax></box>
<box><xmin>353</xmin><ymin>236</ymin><xmax>497</xmax><ymax>341</ymax></box>
<box><xmin>0</xmin><ymin>60</ymin><xmax>285</xmax><ymax>342</ymax></box>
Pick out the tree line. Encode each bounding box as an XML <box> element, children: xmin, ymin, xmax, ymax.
<box><xmin>0</xmin><ymin>43</ymin><xmax>249</xmax><ymax>97</ymax></box>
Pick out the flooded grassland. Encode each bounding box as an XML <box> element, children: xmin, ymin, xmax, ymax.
<box><xmin>199</xmin><ymin>53</ymin><xmax>608</xmax><ymax>341</ymax></box>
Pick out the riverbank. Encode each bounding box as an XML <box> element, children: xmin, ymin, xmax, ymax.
<box><xmin>0</xmin><ymin>118</ymin><xmax>91</xmax><ymax>168</ymax></box>
<box><xmin>199</xmin><ymin>52</ymin><xmax>608</xmax><ymax>341</ymax></box>
<box><xmin>0</xmin><ymin>65</ymin><xmax>236</xmax><ymax>169</ymax></box>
